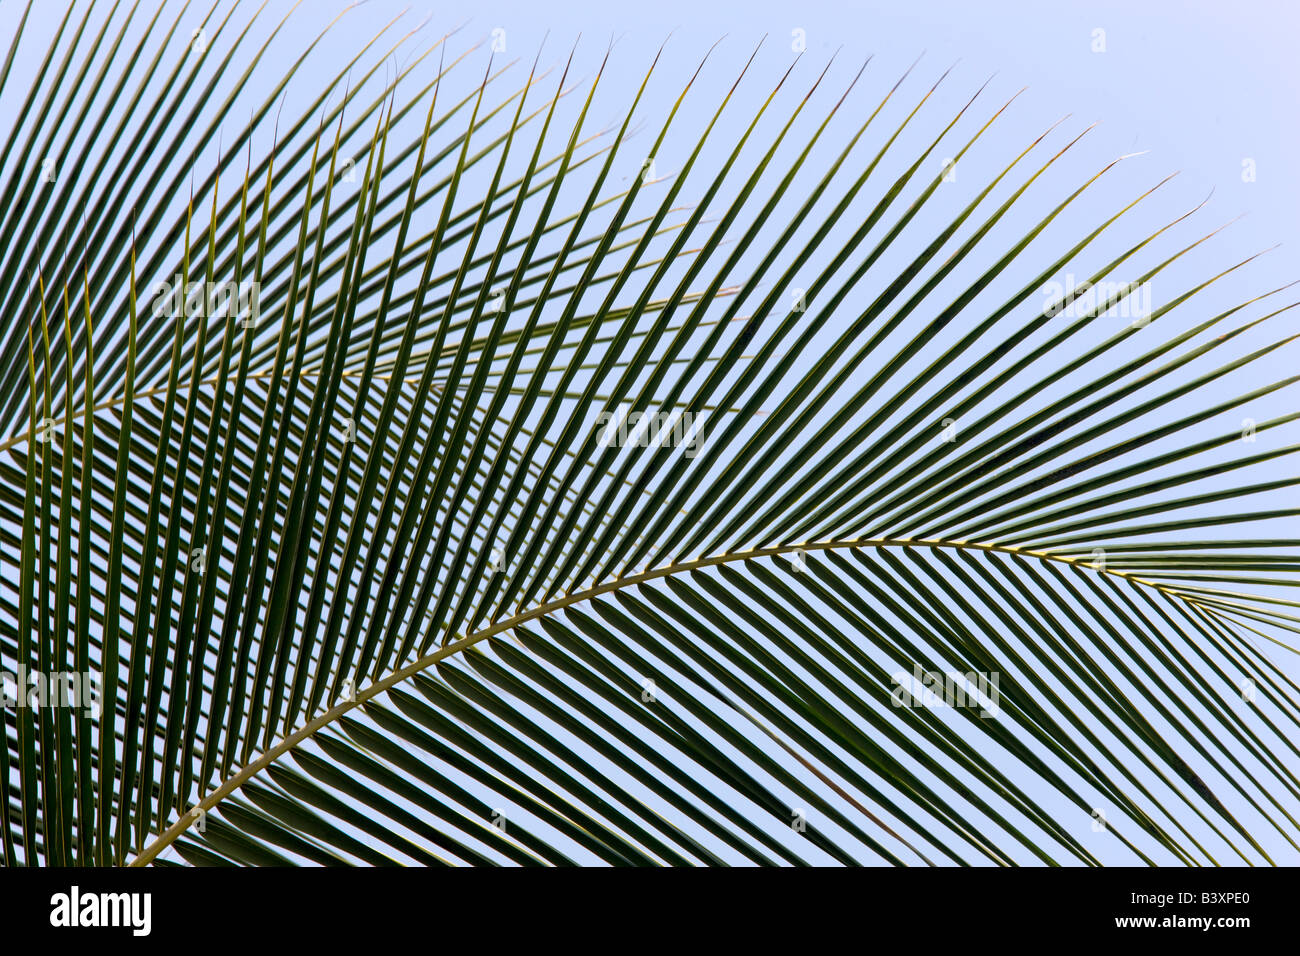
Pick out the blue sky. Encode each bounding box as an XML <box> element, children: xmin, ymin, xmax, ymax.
<box><xmin>2</xmin><ymin>0</ymin><xmax>1297</xmax><ymax>866</ymax></box>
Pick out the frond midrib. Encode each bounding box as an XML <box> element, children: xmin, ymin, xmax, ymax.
<box><xmin>129</xmin><ymin>534</ymin><xmax>1179</xmax><ymax>866</ymax></box>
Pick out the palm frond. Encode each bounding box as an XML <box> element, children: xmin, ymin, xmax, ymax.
<box><xmin>1</xmin><ymin>2</ymin><xmax>1297</xmax><ymax>867</ymax></box>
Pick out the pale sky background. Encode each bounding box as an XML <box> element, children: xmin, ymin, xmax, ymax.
<box><xmin>2</xmin><ymin>0</ymin><xmax>1298</xmax><ymax>866</ymax></box>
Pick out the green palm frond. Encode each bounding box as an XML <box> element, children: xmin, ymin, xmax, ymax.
<box><xmin>2</xmin><ymin>2</ymin><xmax>1298</xmax><ymax>868</ymax></box>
